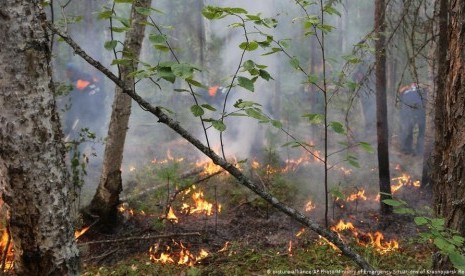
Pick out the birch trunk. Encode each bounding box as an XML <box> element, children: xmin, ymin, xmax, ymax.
<box><xmin>0</xmin><ymin>1</ymin><xmax>79</xmax><ymax>274</ymax></box>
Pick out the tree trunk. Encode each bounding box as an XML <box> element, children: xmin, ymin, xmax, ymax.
<box><xmin>374</xmin><ymin>0</ymin><xmax>393</xmax><ymax>215</ymax></box>
<box><xmin>0</xmin><ymin>2</ymin><xmax>79</xmax><ymax>274</ymax></box>
<box><xmin>432</xmin><ymin>0</ymin><xmax>465</xmax><ymax>270</ymax></box>
<box><xmin>87</xmin><ymin>0</ymin><xmax>152</xmax><ymax>231</ymax></box>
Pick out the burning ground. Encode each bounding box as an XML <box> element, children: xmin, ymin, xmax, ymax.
<box><xmin>23</xmin><ymin>140</ymin><xmax>429</xmax><ymax>275</ymax></box>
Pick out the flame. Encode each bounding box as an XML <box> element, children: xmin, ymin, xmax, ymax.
<box><xmin>129</xmin><ymin>166</ymin><xmax>136</xmax><ymax>172</ymax></box>
<box><xmin>181</xmin><ymin>187</ymin><xmax>220</xmax><ymax>217</ymax></box>
<box><xmin>318</xmin><ymin>235</ymin><xmax>339</xmax><ymax>251</ymax></box>
<box><xmin>251</xmin><ymin>160</ymin><xmax>261</xmax><ymax>169</ymax></box>
<box><xmin>328</xmin><ymin>220</ymin><xmax>399</xmax><ymax>254</ymax></box>
<box><xmin>196</xmin><ymin>160</ymin><xmax>221</xmax><ymax>175</ymax></box>
<box><xmin>218</xmin><ymin>241</ymin><xmax>230</xmax><ymax>252</ymax></box>
<box><xmin>296</xmin><ymin>228</ymin><xmax>306</xmax><ymax>237</ymax></box>
<box><xmin>166</xmin><ymin>207</ymin><xmax>178</xmax><ymax>223</ymax></box>
<box><xmin>149</xmin><ymin>241</ymin><xmax>209</xmax><ymax>266</ymax></box>
<box><xmin>346</xmin><ymin>190</ymin><xmax>367</xmax><ymax>202</ymax></box>
<box><xmin>304</xmin><ymin>200</ymin><xmax>316</xmax><ymax>212</ymax></box>
<box><xmin>0</xmin><ymin>230</ymin><xmax>14</xmax><ymax>271</ymax></box>
<box><xmin>288</xmin><ymin>240</ymin><xmax>293</xmax><ymax>256</ymax></box>
<box><xmin>391</xmin><ymin>173</ymin><xmax>420</xmax><ymax>193</ymax></box>
<box><xmin>359</xmin><ymin>232</ymin><xmax>399</xmax><ymax>254</ymax></box>
<box><xmin>331</xmin><ymin>220</ymin><xmax>355</xmax><ymax>232</ymax></box>
<box><xmin>74</xmin><ymin>226</ymin><xmax>90</xmax><ymax>240</ymax></box>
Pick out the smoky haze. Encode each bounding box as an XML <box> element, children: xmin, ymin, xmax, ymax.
<box><xmin>51</xmin><ymin>0</ymin><xmax>429</xmax><ymax>209</ymax></box>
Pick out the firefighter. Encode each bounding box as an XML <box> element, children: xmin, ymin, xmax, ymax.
<box><xmin>398</xmin><ymin>83</ymin><xmax>426</xmax><ymax>155</ymax></box>
<box><xmin>63</xmin><ymin>63</ymin><xmax>105</xmax><ymax>141</ymax></box>
<box><xmin>205</xmin><ymin>85</ymin><xmax>227</xmax><ymax>108</ymax></box>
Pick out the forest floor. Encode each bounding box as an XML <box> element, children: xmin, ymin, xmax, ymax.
<box><xmin>77</xmin><ymin>142</ymin><xmax>435</xmax><ymax>275</ymax></box>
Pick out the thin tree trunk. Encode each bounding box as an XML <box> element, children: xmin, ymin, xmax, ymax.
<box><xmin>87</xmin><ymin>0</ymin><xmax>152</xmax><ymax>231</ymax></box>
<box><xmin>431</xmin><ymin>0</ymin><xmax>465</xmax><ymax>271</ymax></box>
<box><xmin>0</xmin><ymin>2</ymin><xmax>79</xmax><ymax>274</ymax></box>
<box><xmin>374</xmin><ymin>0</ymin><xmax>393</xmax><ymax>215</ymax></box>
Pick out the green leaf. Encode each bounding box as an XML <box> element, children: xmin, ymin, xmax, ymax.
<box><xmin>228</xmin><ymin>7</ymin><xmax>247</xmax><ymax>14</ymax></box>
<box><xmin>202</xmin><ymin>6</ymin><xmax>224</xmax><ymax>20</ymax></box>
<box><xmin>289</xmin><ymin>57</ymin><xmax>300</xmax><ymax>69</ymax></box>
<box><xmin>262</xmin><ymin>47</ymin><xmax>282</xmax><ymax>56</ymax></box>
<box><xmin>259</xmin><ymin>69</ymin><xmax>273</xmax><ymax>81</ymax></box>
<box><xmin>212</xmin><ymin>120</ymin><xmax>227</xmax><ymax>132</ymax></box>
<box><xmin>432</xmin><ymin>218</ymin><xmax>445</xmax><ymax>228</ymax></box>
<box><xmin>239</xmin><ymin>41</ymin><xmax>259</xmax><ymax>51</ymax></box>
<box><xmin>154</xmin><ymin>44</ymin><xmax>170</xmax><ymax>52</ymax></box>
<box><xmin>452</xmin><ymin>235</ymin><xmax>465</xmax><ymax>245</ymax></box>
<box><xmin>149</xmin><ymin>33</ymin><xmax>167</xmax><ymax>44</ymax></box>
<box><xmin>383</xmin><ymin>199</ymin><xmax>404</xmax><ymax>207</ymax></box>
<box><xmin>307</xmin><ymin>74</ymin><xmax>319</xmax><ymax>84</ymax></box>
<box><xmin>135</xmin><ymin>7</ymin><xmax>151</xmax><ymax>16</ymax></box>
<box><xmin>111</xmin><ymin>58</ymin><xmax>132</xmax><ymax>66</ymax></box>
<box><xmin>323</xmin><ymin>5</ymin><xmax>341</xmax><ymax>16</ymax></box>
<box><xmin>97</xmin><ymin>10</ymin><xmax>113</xmax><ymax>20</ymax></box>
<box><xmin>434</xmin><ymin>238</ymin><xmax>455</xmax><ymax>254</ymax></box>
<box><xmin>190</xmin><ymin>105</ymin><xmax>204</xmax><ymax>117</ymax></box>
<box><xmin>201</xmin><ymin>104</ymin><xmax>217</xmax><ymax>111</ymax></box>
<box><xmin>330</xmin><ymin>189</ymin><xmax>345</xmax><ymax>200</ymax></box>
<box><xmin>414</xmin><ymin>216</ymin><xmax>429</xmax><ymax>226</ymax></box>
<box><xmin>111</xmin><ymin>26</ymin><xmax>130</xmax><ymax>33</ymax></box>
<box><xmin>243</xmin><ymin>60</ymin><xmax>256</xmax><ymax>71</ymax></box>
<box><xmin>104</xmin><ymin>40</ymin><xmax>118</xmax><ymax>50</ymax></box>
<box><xmin>238</xmin><ymin>76</ymin><xmax>255</xmax><ymax>92</ymax></box>
<box><xmin>329</xmin><ymin>121</ymin><xmax>345</xmax><ymax>134</ymax></box>
<box><xmin>359</xmin><ymin>142</ymin><xmax>374</xmax><ymax>153</ymax></box>
<box><xmin>185</xmin><ymin>78</ymin><xmax>206</xmax><ymax>88</ymax></box>
<box><xmin>271</xmin><ymin>120</ymin><xmax>282</xmax><ymax>128</ymax></box>
<box><xmin>158</xmin><ymin>66</ymin><xmax>175</xmax><ymax>83</ymax></box>
<box><xmin>245</xmin><ymin>108</ymin><xmax>269</xmax><ymax>121</ymax></box>
<box><xmin>114</xmin><ymin>0</ymin><xmax>133</xmax><ymax>3</ymax></box>
<box><xmin>302</xmin><ymin>113</ymin><xmax>324</xmax><ymax>125</ymax></box>
<box><xmin>394</xmin><ymin>207</ymin><xmax>415</xmax><ymax>215</ymax></box>
<box><xmin>448</xmin><ymin>252</ymin><xmax>465</xmax><ymax>270</ymax></box>
<box><xmin>348</xmin><ymin>157</ymin><xmax>360</xmax><ymax>168</ymax></box>
<box><xmin>171</xmin><ymin>63</ymin><xmax>194</xmax><ymax>79</ymax></box>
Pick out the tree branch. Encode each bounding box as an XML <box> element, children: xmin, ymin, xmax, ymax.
<box><xmin>47</xmin><ymin>21</ymin><xmax>375</xmax><ymax>271</ymax></box>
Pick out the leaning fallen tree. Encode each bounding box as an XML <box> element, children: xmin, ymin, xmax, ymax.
<box><xmin>47</xmin><ymin>22</ymin><xmax>376</xmax><ymax>271</ymax></box>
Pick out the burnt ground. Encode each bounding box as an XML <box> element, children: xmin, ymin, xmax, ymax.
<box><xmin>77</xmin><ymin>172</ymin><xmax>433</xmax><ymax>270</ymax></box>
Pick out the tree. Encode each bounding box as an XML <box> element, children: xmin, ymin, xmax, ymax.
<box><xmin>0</xmin><ymin>1</ymin><xmax>79</xmax><ymax>274</ymax></box>
<box><xmin>87</xmin><ymin>0</ymin><xmax>152</xmax><ymax>231</ymax></box>
<box><xmin>374</xmin><ymin>0</ymin><xmax>393</xmax><ymax>215</ymax></box>
<box><xmin>432</xmin><ymin>0</ymin><xmax>465</xmax><ymax>270</ymax></box>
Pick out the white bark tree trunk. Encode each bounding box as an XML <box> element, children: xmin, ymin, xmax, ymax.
<box><xmin>0</xmin><ymin>1</ymin><xmax>79</xmax><ymax>274</ymax></box>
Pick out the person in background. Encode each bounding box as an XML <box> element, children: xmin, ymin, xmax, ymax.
<box><xmin>398</xmin><ymin>83</ymin><xmax>426</xmax><ymax>156</ymax></box>
<box><xmin>63</xmin><ymin>63</ymin><xmax>106</xmax><ymax>141</ymax></box>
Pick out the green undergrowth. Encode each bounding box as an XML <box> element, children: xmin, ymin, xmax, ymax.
<box><xmin>82</xmin><ymin>238</ymin><xmax>432</xmax><ymax>275</ymax></box>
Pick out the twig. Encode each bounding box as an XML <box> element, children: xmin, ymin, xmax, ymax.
<box><xmin>78</xmin><ymin>232</ymin><xmax>201</xmax><ymax>246</ymax></box>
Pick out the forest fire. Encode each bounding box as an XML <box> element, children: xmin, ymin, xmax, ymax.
<box><xmin>196</xmin><ymin>159</ymin><xmax>222</xmax><ymax>175</ymax></box>
<box><xmin>166</xmin><ymin>207</ymin><xmax>179</xmax><ymax>223</ymax></box>
<box><xmin>391</xmin><ymin>173</ymin><xmax>420</xmax><ymax>193</ymax></box>
<box><xmin>0</xmin><ymin>230</ymin><xmax>14</xmax><ymax>271</ymax></box>
<box><xmin>180</xmin><ymin>186</ymin><xmax>220</xmax><ymax>216</ymax></box>
<box><xmin>329</xmin><ymin>220</ymin><xmax>399</xmax><ymax>254</ymax></box>
<box><xmin>346</xmin><ymin>190</ymin><xmax>367</xmax><ymax>202</ymax></box>
<box><xmin>74</xmin><ymin>225</ymin><xmax>91</xmax><ymax>240</ymax></box>
<box><xmin>304</xmin><ymin>200</ymin><xmax>316</xmax><ymax>212</ymax></box>
<box><xmin>149</xmin><ymin>240</ymin><xmax>208</xmax><ymax>266</ymax></box>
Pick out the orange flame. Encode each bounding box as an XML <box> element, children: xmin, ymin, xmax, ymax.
<box><xmin>346</xmin><ymin>190</ymin><xmax>367</xmax><ymax>202</ymax></box>
<box><xmin>74</xmin><ymin>226</ymin><xmax>90</xmax><ymax>240</ymax></box>
<box><xmin>304</xmin><ymin>200</ymin><xmax>316</xmax><ymax>212</ymax></box>
<box><xmin>296</xmin><ymin>228</ymin><xmax>306</xmax><ymax>237</ymax></box>
<box><xmin>166</xmin><ymin>207</ymin><xmax>178</xmax><ymax>223</ymax></box>
<box><xmin>0</xmin><ymin>230</ymin><xmax>14</xmax><ymax>271</ymax></box>
<box><xmin>196</xmin><ymin>160</ymin><xmax>221</xmax><ymax>175</ymax></box>
<box><xmin>288</xmin><ymin>240</ymin><xmax>293</xmax><ymax>256</ymax></box>
<box><xmin>218</xmin><ymin>241</ymin><xmax>230</xmax><ymax>252</ymax></box>
<box><xmin>330</xmin><ymin>220</ymin><xmax>355</xmax><ymax>232</ymax></box>
<box><xmin>149</xmin><ymin>241</ymin><xmax>209</xmax><ymax>266</ymax></box>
